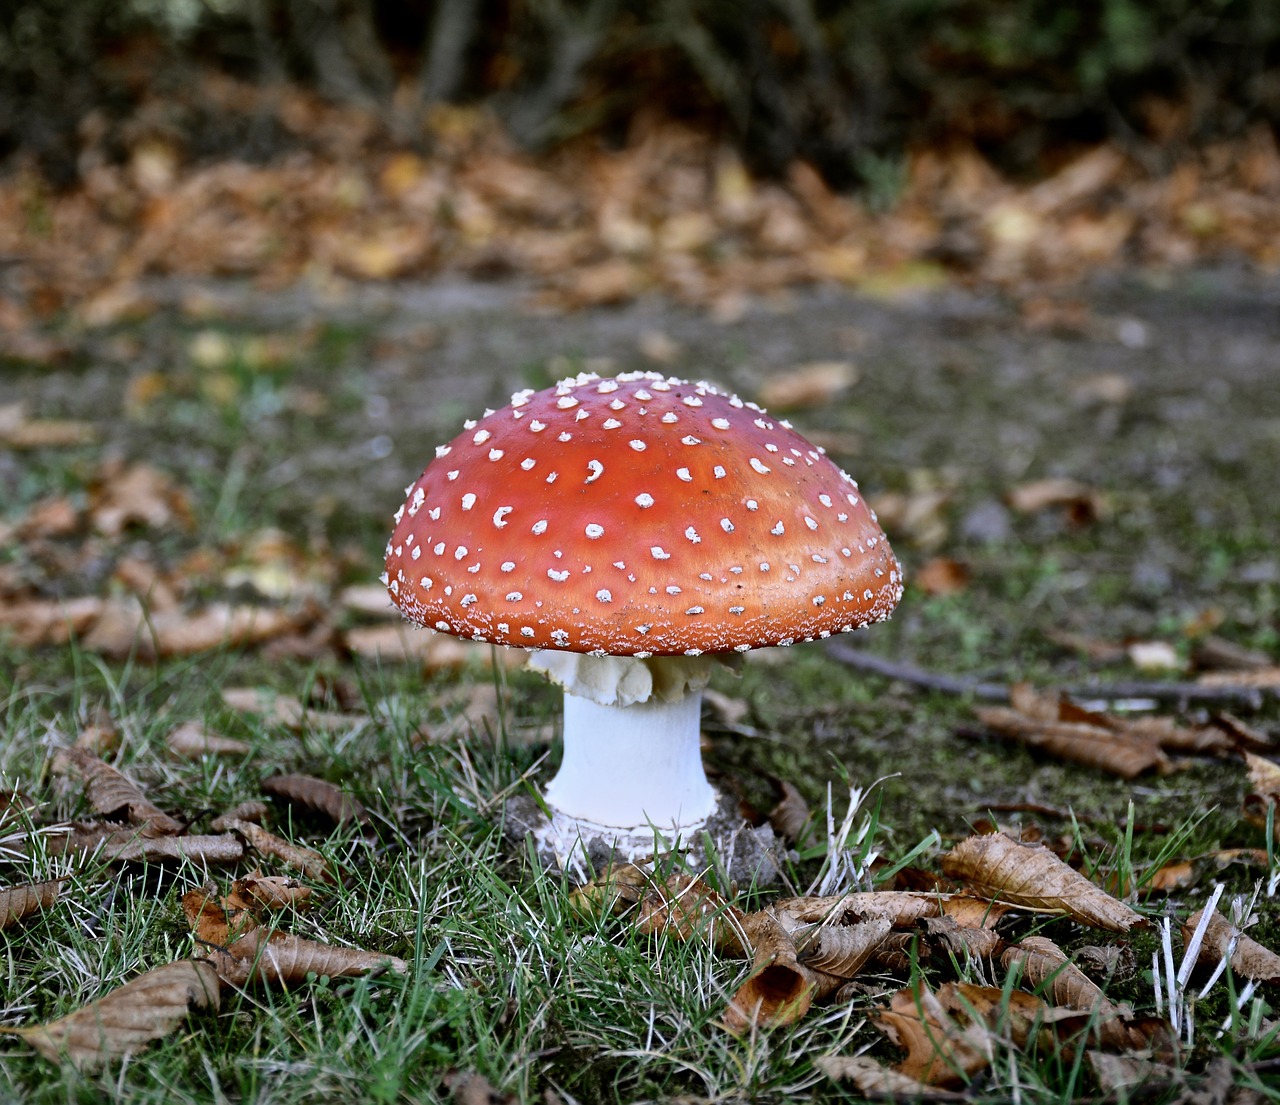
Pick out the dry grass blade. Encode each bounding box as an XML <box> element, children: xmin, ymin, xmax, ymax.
<box><xmin>942</xmin><ymin>832</ymin><xmax>1146</xmax><ymax>932</ymax></box>
<box><xmin>166</xmin><ymin>721</ymin><xmax>251</xmax><ymax>759</ymax></box>
<box><xmin>1</xmin><ymin>960</ymin><xmax>219</xmax><ymax>1070</ymax></box>
<box><xmin>1183</xmin><ymin>908</ymin><xmax>1280</xmax><ymax>983</ymax></box>
<box><xmin>261</xmin><ymin>773</ymin><xmax>368</xmax><ymax>825</ymax></box>
<box><xmin>56</xmin><ymin>748</ymin><xmax>184</xmax><ymax>834</ymax></box>
<box><xmin>220</xmin><ymin>818</ymin><xmax>335</xmax><ymax>883</ymax></box>
<box><xmin>0</xmin><ymin>880</ymin><xmax>61</xmax><ymax>929</ymax></box>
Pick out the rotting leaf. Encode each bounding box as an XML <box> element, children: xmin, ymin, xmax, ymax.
<box><xmin>0</xmin><ymin>880</ymin><xmax>61</xmax><ymax>930</ymax></box>
<box><xmin>941</xmin><ymin>832</ymin><xmax>1146</xmax><ymax>932</ymax></box>
<box><xmin>166</xmin><ymin>721</ymin><xmax>251</xmax><ymax>759</ymax></box>
<box><xmin>1183</xmin><ymin>907</ymin><xmax>1280</xmax><ymax>983</ymax></box>
<box><xmin>54</xmin><ymin>748</ymin><xmax>184</xmax><ymax>834</ymax></box>
<box><xmin>1</xmin><ymin>960</ymin><xmax>219</xmax><ymax>1070</ymax></box>
<box><xmin>261</xmin><ymin>773</ymin><xmax>368</xmax><ymax>825</ymax></box>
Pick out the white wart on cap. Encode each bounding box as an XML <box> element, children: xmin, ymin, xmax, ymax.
<box><xmin>384</xmin><ymin>371</ymin><xmax>903</xmax><ymax>655</ymax></box>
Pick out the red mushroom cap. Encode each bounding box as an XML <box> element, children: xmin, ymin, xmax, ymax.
<box><xmin>384</xmin><ymin>372</ymin><xmax>902</xmax><ymax>656</ymax></box>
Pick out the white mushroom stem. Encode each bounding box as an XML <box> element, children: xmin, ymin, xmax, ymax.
<box><xmin>545</xmin><ymin>691</ymin><xmax>715</xmax><ymax>830</ymax></box>
<box><xmin>528</xmin><ymin>651</ymin><xmax>721</xmax><ymax>837</ymax></box>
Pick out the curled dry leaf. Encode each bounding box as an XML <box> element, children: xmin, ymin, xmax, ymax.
<box><xmin>261</xmin><ymin>773</ymin><xmax>368</xmax><ymax>825</ymax></box>
<box><xmin>1</xmin><ymin>959</ymin><xmax>219</xmax><ymax>1070</ymax></box>
<box><xmin>1003</xmin><ymin>935</ymin><xmax>1117</xmax><ymax>1012</ymax></box>
<box><xmin>45</xmin><ymin>825</ymin><xmax>244</xmax><ymax>865</ymax></box>
<box><xmin>973</xmin><ymin>704</ymin><xmax>1170</xmax><ymax>779</ymax></box>
<box><xmin>766</xmin><ymin>780</ymin><xmax>812</xmax><ymax>845</ymax></box>
<box><xmin>942</xmin><ymin>832</ymin><xmax>1146</xmax><ymax>932</ymax></box>
<box><xmin>220</xmin><ymin>818</ymin><xmax>336</xmax><ymax>884</ymax></box>
<box><xmin>634</xmin><ymin>873</ymin><xmax>747</xmax><ymax>956</ymax></box>
<box><xmin>210</xmin><ymin>800</ymin><xmax>270</xmax><ymax>830</ymax></box>
<box><xmin>722</xmin><ymin>912</ymin><xmax>829</xmax><ymax>1034</ymax></box>
<box><xmin>166</xmin><ymin>721</ymin><xmax>251</xmax><ymax>759</ymax></box>
<box><xmin>55</xmin><ymin>748</ymin><xmax>184</xmax><ymax>834</ymax></box>
<box><xmin>567</xmin><ymin>861</ymin><xmax>650</xmax><ymax>919</ymax></box>
<box><xmin>797</xmin><ymin>918</ymin><xmax>893</xmax><ymax>977</ymax></box>
<box><xmin>1183</xmin><ymin>908</ymin><xmax>1280</xmax><ymax>983</ymax></box>
<box><xmin>0</xmin><ymin>880</ymin><xmax>61</xmax><ymax>930</ymax></box>
<box><xmin>770</xmin><ymin>890</ymin><xmax>944</xmax><ymax>934</ymax></box>
<box><xmin>233</xmin><ymin>874</ymin><xmax>313</xmax><ymax>911</ymax></box>
<box><xmin>814</xmin><ymin>1054</ymin><xmax>966</xmax><ymax>1099</ymax></box>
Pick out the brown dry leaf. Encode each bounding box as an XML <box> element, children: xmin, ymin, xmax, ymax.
<box><xmin>233</xmin><ymin>874</ymin><xmax>313</xmax><ymax>912</ymax></box>
<box><xmin>0</xmin><ymin>596</ymin><xmax>105</xmax><ymax>648</ymax></box>
<box><xmin>874</xmin><ymin>983</ymin><xmax>994</xmax><ymax>1086</ymax></box>
<box><xmin>210</xmin><ymin>800</ymin><xmax>269</xmax><ymax>830</ymax></box>
<box><xmin>1184</xmin><ymin>908</ymin><xmax>1280</xmax><ymax>983</ymax></box>
<box><xmin>1245</xmin><ymin>752</ymin><xmax>1280</xmax><ymax>804</ymax></box>
<box><xmin>722</xmin><ymin>912</ymin><xmax>830</xmax><ymax>1034</ymax></box>
<box><xmin>914</xmin><ymin>557</ymin><xmax>971</xmax><ymax>596</ymax></box>
<box><xmin>83</xmin><ymin>598</ymin><xmax>308</xmax><ymax>660</ymax></box>
<box><xmin>344</xmin><ymin>623</ymin><xmax>523</xmax><ymax>671</ymax></box>
<box><xmin>767</xmin><ymin>780</ymin><xmax>812</xmax><ymax>845</ymax></box>
<box><xmin>339</xmin><ymin>583</ymin><xmax>398</xmax><ymax>617</ymax></box>
<box><xmin>756</xmin><ymin>361</ymin><xmax>858</xmax><ymax>409</ymax></box>
<box><xmin>0</xmin><ymin>403</ymin><xmax>97</xmax><ymax>450</ymax></box>
<box><xmin>220</xmin><ymin>687</ymin><xmax>361</xmax><ymax>732</ymax></box>
<box><xmin>1</xmin><ymin>960</ymin><xmax>219</xmax><ymax>1070</ymax></box>
<box><xmin>941</xmin><ymin>832</ymin><xmax>1146</xmax><ymax>931</ymax></box>
<box><xmin>221</xmin><ymin>818</ymin><xmax>336</xmax><ymax>884</ymax></box>
<box><xmin>938</xmin><ymin>895</ymin><xmax>1011</xmax><ymax>930</ymax></box>
<box><xmin>261</xmin><ymin>773</ymin><xmax>368</xmax><ymax>825</ymax></box>
<box><xmin>1002</xmin><ymin>935</ymin><xmax>1121</xmax><ymax>1016</ymax></box>
<box><xmin>1005</xmin><ymin>478</ymin><xmax>1107</xmax><ymax>523</ymax></box>
<box><xmin>921</xmin><ymin>915</ymin><xmax>1003</xmax><ymax>960</ymax></box>
<box><xmin>1087</xmin><ymin>1052</ymin><xmax>1175</xmax><ymax>1094</ymax></box>
<box><xmin>55</xmin><ymin>748</ymin><xmax>184</xmax><ymax>834</ymax></box>
<box><xmin>770</xmin><ymin>890</ymin><xmax>945</xmax><ymax>933</ymax></box>
<box><xmin>568</xmin><ymin>861</ymin><xmax>650</xmax><ymax>919</ymax></box>
<box><xmin>868</xmin><ymin>488</ymin><xmax>951</xmax><ymax>550</ymax></box>
<box><xmin>166</xmin><ymin>721</ymin><xmax>251</xmax><ymax>759</ymax></box>
<box><xmin>0</xmin><ymin>880</ymin><xmax>61</xmax><ymax>930</ymax></box>
<box><xmin>89</xmin><ymin>460</ymin><xmax>192</xmax><ymax>537</ymax></box>
<box><xmin>798</xmin><ymin>918</ymin><xmax>893</xmax><ymax>977</ymax></box>
<box><xmin>1198</xmin><ymin>667</ymin><xmax>1280</xmax><ymax>689</ymax></box>
<box><xmin>814</xmin><ymin>1054</ymin><xmax>966</xmax><ymax>1098</ymax></box>
<box><xmin>213</xmin><ymin>925</ymin><xmax>407</xmax><ymax>987</ymax></box>
<box><xmin>974</xmin><ymin>704</ymin><xmax>1170</xmax><ymax>779</ymax></box>
<box><xmin>634</xmin><ymin>873</ymin><xmax>747</xmax><ymax>956</ymax></box>
<box><xmin>1147</xmin><ymin>849</ymin><xmax>1268</xmax><ymax>893</ymax></box>
<box><xmin>46</xmin><ymin>825</ymin><xmax>244</xmax><ymax>865</ymax></box>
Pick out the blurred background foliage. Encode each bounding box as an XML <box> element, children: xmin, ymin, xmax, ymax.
<box><xmin>2</xmin><ymin>0</ymin><xmax>1278</xmax><ymax>190</ymax></box>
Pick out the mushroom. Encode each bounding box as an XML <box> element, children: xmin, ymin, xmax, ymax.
<box><xmin>383</xmin><ymin>372</ymin><xmax>902</xmax><ymax>866</ymax></box>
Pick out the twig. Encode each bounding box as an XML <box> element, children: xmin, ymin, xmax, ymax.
<box><xmin>824</xmin><ymin>640</ymin><xmax>1273</xmax><ymax>707</ymax></box>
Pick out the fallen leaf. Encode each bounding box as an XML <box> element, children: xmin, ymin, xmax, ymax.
<box><xmin>766</xmin><ymin>780</ymin><xmax>812</xmax><ymax>845</ymax></box>
<box><xmin>55</xmin><ymin>748</ymin><xmax>185</xmax><ymax>834</ymax></box>
<box><xmin>0</xmin><ymin>880</ymin><xmax>61</xmax><ymax>929</ymax></box>
<box><xmin>941</xmin><ymin>832</ymin><xmax>1146</xmax><ymax>931</ymax></box>
<box><xmin>568</xmin><ymin>861</ymin><xmax>650</xmax><ymax>919</ymax></box>
<box><xmin>166</xmin><ymin>721</ymin><xmax>251</xmax><ymax>759</ymax></box>
<box><xmin>210</xmin><ymin>800</ymin><xmax>270</xmax><ymax>830</ymax></box>
<box><xmin>260</xmin><ymin>774</ymin><xmax>368</xmax><ymax>825</ymax></box>
<box><xmin>1006</xmin><ymin>478</ymin><xmax>1106</xmax><ymax>524</ymax></box>
<box><xmin>1198</xmin><ymin>668</ymin><xmax>1280</xmax><ymax>689</ymax></box>
<box><xmin>45</xmin><ymin>825</ymin><xmax>244</xmax><ymax>865</ymax></box>
<box><xmin>757</xmin><ymin>361</ymin><xmax>858</xmax><ymax>409</ymax></box>
<box><xmin>814</xmin><ymin>1054</ymin><xmax>965</xmax><ymax>1099</ymax></box>
<box><xmin>0</xmin><ymin>403</ymin><xmax>97</xmax><ymax>450</ymax></box>
<box><xmin>1</xmin><ymin>960</ymin><xmax>219</xmax><ymax>1070</ymax></box>
<box><xmin>220</xmin><ymin>687</ymin><xmax>361</xmax><ymax>732</ymax></box>
<box><xmin>770</xmin><ymin>890</ymin><xmax>945</xmax><ymax>934</ymax></box>
<box><xmin>920</xmin><ymin>915</ymin><xmax>1003</xmax><ymax>960</ymax></box>
<box><xmin>1183</xmin><ymin>908</ymin><xmax>1280</xmax><ymax>983</ymax></box>
<box><xmin>797</xmin><ymin>918</ymin><xmax>893</xmax><ymax>977</ymax></box>
<box><xmin>973</xmin><ymin>703</ymin><xmax>1170</xmax><ymax>779</ymax></box>
<box><xmin>221</xmin><ymin>818</ymin><xmax>335</xmax><ymax>883</ymax></box>
<box><xmin>1002</xmin><ymin>936</ymin><xmax>1124</xmax><ymax>1017</ymax></box>
<box><xmin>634</xmin><ymin>873</ymin><xmax>747</xmax><ymax>955</ymax></box>
<box><xmin>232</xmin><ymin>874</ymin><xmax>313</xmax><ymax>912</ymax></box>
<box><xmin>722</xmin><ymin>912</ymin><xmax>828</xmax><ymax>1034</ymax></box>
<box><xmin>874</xmin><ymin>982</ymin><xmax>994</xmax><ymax>1086</ymax></box>
<box><xmin>913</xmin><ymin>557</ymin><xmax>971</xmax><ymax>596</ymax></box>
<box><xmin>89</xmin><ymin>460</ymin><xmax>192</xmax><ymax>537</ymax></box>
<box><xmin>344</xmin><ymin>623</ymin><xmax>522</xmax><ymax>670</ymax></box>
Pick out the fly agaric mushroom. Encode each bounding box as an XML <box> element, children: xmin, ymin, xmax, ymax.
<box><xmin>383</xmin><ymin>372</ymin><xmax>902</xmax><ymax>867</ymax></box>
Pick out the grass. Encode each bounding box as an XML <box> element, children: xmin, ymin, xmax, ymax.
<box><xmin>3</xmin><ymin>283</ymin><xmax>1280</xmax><ymax>1101</ymax></box>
